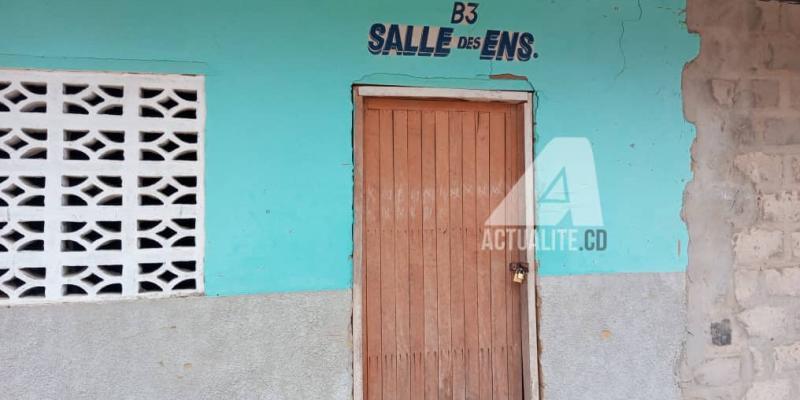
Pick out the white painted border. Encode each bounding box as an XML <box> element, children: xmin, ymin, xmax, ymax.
<box><xmin>357</xmin><ymin>85</ymin><xmax>530</xmax><ymax>102</ymax></box>
<box><xmin>522</xmin><ymin>92</ymin><xmax>540</xmax><ymax>400</ymax></box>
<box><xmin>351</xmin><ymin>89</ymin><xmax>365</xmax><ymax>400</ymax></box>
<box><xmin>351</xmin><ymin>85</ymin><xmax>539</xmax><ymax>400</ymax></box>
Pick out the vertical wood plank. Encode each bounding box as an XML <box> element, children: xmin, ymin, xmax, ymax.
<box><xmin>489</xmin><ymin>111</ymin><xmax>509</xmax><ymax>400</ymax></box>
<box><xmin>394</xmin><ymin>110</ymin><xmax>411</xmax><ymax>400</ymax></box>
<box><xmin>475</xmin><ymin>112</ymin><xmax>493</xmax><ymax>400</ymax></box>
<box><xmin>364</xmin><ymin>108</ymin><xmax>383</xmax><ymax>400</ymax></box>
<box><xmin>449</xmin><ymin>111</ymin><xmax>466</xmax><ymax>400</ymax></box>
<box><xmin>407</xmin><ymin>110</ymin><xmax>426</xmax><ymax>400</ymax></box>
<box><xmin>380</xmin><ymin>109</ymin><xmax>397</xmax><ymax>400</ymax></box>
<box><xmin>516</xmin><ymin>105</ymin><xmax>527</xmax><ymax>400</ymax></box>
<box><xmin>514</xmin><ymin>104</ymin><xmax>526</xmax><ymax>400</ymax></box>
<box><xmin>461</xmin><ymin>111</ymin><xmax>480</xmax><ymax>400</ymax></box>
<box><xmin>422</xmin><ymin>110</ymin><xmax>439</xmax><ymax>400</ymax></box>
<box><xmin>505</xmin><ymin>106</ymin><xmax>523</xmax><ymax>400</ymax></box>
<box><xmin>515</xmin><ymin>103</ymin><xmax>531</xmax><ymax>400</ymax></box>
<box><xmin>435</xmin><ymin>110</ymin><xmax>453</xmax><ymax>400</ymax></box>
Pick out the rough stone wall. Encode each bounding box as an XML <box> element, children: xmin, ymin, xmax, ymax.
<box><xmin>682</xmin><ymin>1</ymin><xmax>800</xmax><ymax>399</ymax></box>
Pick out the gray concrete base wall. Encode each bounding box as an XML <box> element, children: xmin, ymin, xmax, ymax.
<box><xmin>1</xmin><ymin>275</ymin><xmax>688</xmax><ymax>400</ymax></box>
<box><xmin>0</xmin><ymin>290</ymin><xmax>353</xmax><ymax>400</ymax></box>
<box><xmin>538</xmin><ymin>272</ymin><xmax>686</xmax><ymax>400</ymax></box>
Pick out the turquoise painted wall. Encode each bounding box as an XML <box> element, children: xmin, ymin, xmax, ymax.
<box><xmin>1</xmin><ymin>0</ymin><xmax>697</xmax><ymax>295</ymax></box>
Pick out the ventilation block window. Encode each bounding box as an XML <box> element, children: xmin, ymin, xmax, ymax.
<box><xmin>0</xmin><ymin>69</ymin><xmax>205</xmax><ymax>304</ymax></box>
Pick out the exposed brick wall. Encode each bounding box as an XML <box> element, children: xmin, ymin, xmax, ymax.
<box><xmin>682</xmin><ymin>1</ymin><xmax>800</xmax><ymax>399</ymax></box>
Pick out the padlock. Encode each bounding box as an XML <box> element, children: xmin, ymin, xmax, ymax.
<box><xmin>509</xmin><ymin>262</ymin><xmax>529</xmax><ymax>284</ymax></box>
<box><xmin>513</xmin><ymin>269</ymin><xmax>526</xmax><ymax>283</ymax></box>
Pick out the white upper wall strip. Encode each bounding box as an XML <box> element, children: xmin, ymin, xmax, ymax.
<box><xmin>357</xmin><ymin>85</ymin><xmax>530</xmax><ymax>102</ymax></box>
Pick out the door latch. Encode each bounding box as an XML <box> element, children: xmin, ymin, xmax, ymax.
<box><xmin>509</xmin><ymin>262</ymin><xmax>529</xmax><ymax>283</ymax></box>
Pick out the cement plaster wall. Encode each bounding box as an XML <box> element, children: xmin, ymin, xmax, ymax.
<box><xmin>539</xmin><ymin>272</ymin><xmax>686</xmax><ymax>400</ymax></box>
<box><xmin>0</xmin><ymin>290</ymin><xmax>353</xmax><ymax>400</ymax></box>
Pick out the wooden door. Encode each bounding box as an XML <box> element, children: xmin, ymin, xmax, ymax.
<box><xmin>358</xmin><ymin>97</ymin><xmax>527</xmax><ymax>400</ymax></box>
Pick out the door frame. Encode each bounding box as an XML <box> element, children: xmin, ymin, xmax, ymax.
<box><xmin>352</xmin><ymin>85</ymin><xmax>539</xmax><ymax>400</ymax></box>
